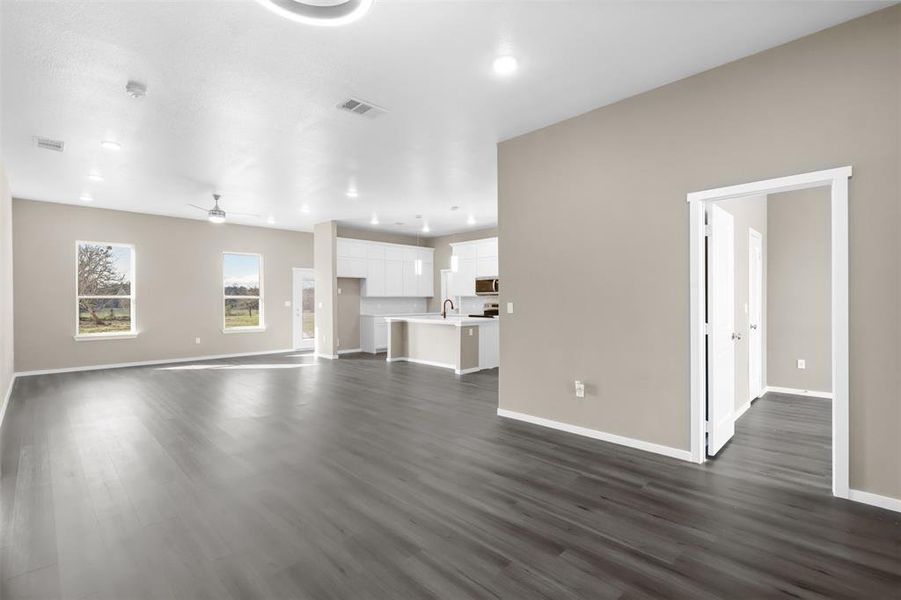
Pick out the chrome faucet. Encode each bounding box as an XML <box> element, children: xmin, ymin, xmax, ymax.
<box><xmin>441</xmin><ymin>298</ymin><xmax>455</xmax><ymax>319</ymax></box>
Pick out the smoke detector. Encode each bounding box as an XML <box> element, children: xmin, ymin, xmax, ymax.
<box><xmin>337</xmin><ymin>97</ymin><xmax>387</xmax><ymax>118</ymax></box>
<box><xmin>126</xmin><ymin>80</ymin><xmax>148</xmax><ymax>98</ymax></box>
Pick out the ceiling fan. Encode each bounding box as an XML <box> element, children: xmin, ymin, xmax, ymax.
<box><xmin>188</xmin><ymin>194</ymin><xmax>259</xmax><ymax>224</ymax></box>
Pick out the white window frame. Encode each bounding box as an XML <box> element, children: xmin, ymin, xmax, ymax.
<box><xmin>74</xmin><ymin>240</ymin><xmax>137</xmax><ymax>341</ymax></box>
<box><xmin>222</xmin><ymin>251</ymin><xmax>265</xmax><ymax>333</ymax></box>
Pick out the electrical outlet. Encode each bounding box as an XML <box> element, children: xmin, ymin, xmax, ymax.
<box><xmin>797</xmin><ymin>359</ymin><xmax>806</xmax><ymax>369</ymax></box>
<box><xmin>195</xmin><ymin>337</ymin><xmax>201</xmax><ymax>345</ymax></box>
<box><xmin>338</xmin><ymin>288</ymin><xmax>342</xmax><ymax>295</ymax></box>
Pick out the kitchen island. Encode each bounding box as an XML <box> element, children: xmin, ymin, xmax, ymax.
<box><xmin>385</xmin><ymin>315</ymin><xmax>499</xmax><ymax>374</ymax></box>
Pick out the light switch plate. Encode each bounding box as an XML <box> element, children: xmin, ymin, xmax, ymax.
<box><xmin>284</xmin><ymin>300</ymin><xmax>290</xmax><ymax>307</ymax></box>
<box><xmin>507</xmin><ymin>302</ymin><xmax>514</xmax><ymax>314</ymax></box>
<box><xmin>195</xmin><ymin>337</ymin><xmax>201</xmax><ymax>345</ymax></box>
<box><xmin>797</xmin><ymin>359</ymin><xmax>806</xmax><ymax>369</ymax></box>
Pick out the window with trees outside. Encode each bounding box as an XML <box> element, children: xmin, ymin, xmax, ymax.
<box><xmin>76</xmin><ymin>241</ymin><xmax>135</xmax><ymax>337</ymax></box>
<box><xmin>223</xmin><ymin>252</ymin><xmax>263</xmax><ymax>330</ymax></box>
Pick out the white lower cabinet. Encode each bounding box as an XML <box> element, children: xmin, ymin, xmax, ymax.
<box><xmin>360</xmin><ymin>315</ymin><xmax>389</xmax><ymax>353</ymax></box>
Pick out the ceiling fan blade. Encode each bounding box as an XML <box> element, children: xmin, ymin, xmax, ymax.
<box><xmin>187</xmin><ymin>204</ymin><xmax>210</xmax><ymax>212</ymax></box>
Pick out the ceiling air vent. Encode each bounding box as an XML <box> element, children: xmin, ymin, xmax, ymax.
<box><xmin>34</xmin><ymin>136</ymin><xmax>65</xmax><ymax>152</ymax></box>
<box><xmin>337</xmin><ymin>97</ymin><xmax>387</xmax><ymax>118</ymax></box>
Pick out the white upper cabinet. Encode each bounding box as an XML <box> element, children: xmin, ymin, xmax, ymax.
<box><xmin>449</xmin><ymin>237</ymin><xmax>498</xmax><ymax>297</ymax></box>
<box><xmin>337</xmin><ymin>237</ymin><xmax>434</xmax><ymax>298</ymax></box>
<box><xmin>336</xmin><ymin>238</ymin><xmax>368</xmax><ymax>278</ymax></box>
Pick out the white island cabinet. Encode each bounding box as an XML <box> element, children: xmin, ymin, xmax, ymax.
<box><xmin>384</xmin><ymin>315</ymin><xmax>499</xmax><ymax>373</ymax></box>
<box><xmin>337</xmin><ymin>238</ymin><xmax>434</xmax><ymax>298</ymax></box>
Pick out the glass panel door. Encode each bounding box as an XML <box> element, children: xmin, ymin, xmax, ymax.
<box><xmin>293</xmin><ymin>268</ymin><xmax>315</xmax><ymax>350</ymax></box>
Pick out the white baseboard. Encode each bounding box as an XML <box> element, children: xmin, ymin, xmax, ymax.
<box><xmin>0</xmin><ymin>374</ymin><xmax>16</xmax><ymax>432</ymax></box>
<box><xmin>337</xmin><ymin>348</ymin><xmax>362</xmax><ymax>355</ymax></box>
<box><xmin>15</xmin><ymin>348</ymin><xmax>297</xmax><ymax>377</ymax></box>
<box><xmin>316</xmin><ymin>353</ymin><xmax>339</xmax><ymax>360</ymax></box>
<box><xmin>455</xmin><ymin>366</ymin><xmax>481</xmax><ymax>375</ymax></box>
<box><xmin>496</xmin><ymin>408</ymin><xmax>693</xmax><ymax>462</ymax></box>
<box><xmin>765</xmin><ymin>385</ymin><xmax>833</xmax><ymax>400</ymax></box>
<box><xmin>387</xmin><ymin>357</ymin><xmax>456</xmax><ymax>371</ymax></box>
<box><xmin>735</xmin><ymin>399</ymin><xmax>752</xmax><ymax>419</ymax></box>
<box><xmin>848</xmin><ymin>489</ymin><xmax>901</xmax><ymax>514</ymax></box>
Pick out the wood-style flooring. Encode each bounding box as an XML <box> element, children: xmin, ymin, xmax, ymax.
<box><xmin>1</xmin><ymin>352</ymin><xmax>899</xmax><ymax>599</ymax></box>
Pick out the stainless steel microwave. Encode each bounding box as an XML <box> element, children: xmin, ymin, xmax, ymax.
<box><xmin>475</xmin><ymin>277</ymin><xmax>499</xmax><ymax>296</ymax></box>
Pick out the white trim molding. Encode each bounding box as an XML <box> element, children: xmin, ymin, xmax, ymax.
<box><xmin>387</xmin><ymin>357</ymin><xmax>455</xmax><ymax>370</ymax></box>
<box><xmin>765</xmin><ymin>386</ymin><xmax>833</xmax><ymax>400</ymax></box>
<box><xmin>316</xmin><ymin>353</ymin><xmax>339</xmax><ymax>360</ymax></box>
<box><xmin>848</xmin><ymin>489</ymin><xmax>901</xmax><ymax>514</ymax></box>
<box><xmin>497</xmin><ymin>409</ymin><xmax>692</xmax><ymax>462</ymax></box>
<box><xmin>337</xmin><ymin>348</ymin><xmax>362</xmax><ymax>355</ymax></box>
<box><xmin>0</xmin><ymin>375</ymin><xmax>16</xmax><ymax>432</ymax></box>
<box><xmin>455</xmin><ymin>366</ymin><xmax>480</xmax><ymax>375</ymax></box>
<box><xmin>735</xmin><ymin>399</ymin><xmax>753</xmax><ymax>420</ymax></box>
<box><xmin>15</xmin><ymin>348</ymin><xmax>297</xmax><ymax>377</ymax></box>
<box><xmin>688</xmin><ymin>166</ymin><xmax>852</xmax><ymax>501</ymax></box>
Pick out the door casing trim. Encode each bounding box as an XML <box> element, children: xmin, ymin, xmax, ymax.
<box><xmin>687</xmin><ymin>166</ymin><xmax>851</xmax><ymax>500</ymax></box>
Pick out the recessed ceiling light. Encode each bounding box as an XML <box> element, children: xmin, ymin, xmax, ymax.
<box><xmin>79</xmin><ymin>193</ymin><xmax>93</xmax><ymax>202</ymax></box>
<box><xmin>346</xmin><ymin>189</ymin><xmax>359</xmax><ymax>199</ymax></box>
<box><xmin>300</xmin><ymin>204</ymin><xmax>311</xmax><ymax>213</ymax></box>
<box><xmin>88</xmin><ymin>172</ymin><xmax>104</xmax><ymax>182</ymax></box>
<box><xmin>253</xmin><ymin>0</ymin><xmax>374</xmax><ymax>27</ymax></box>
<box><xmin>467</xmin><ymin>215</ymin><xmax>476</xmax><ymax>226</ymax></box>
<box><xmin>370</xmin><ymin>215</ymin><xmax>379</xmax><ymax>225</ymax></box>
<box><xmin>421</xmin><ymin>224</ymin><xmax>430</xmax><ymax>233</ymax></box>
<box><xmin>493</xmin><ymin>55</ymin><xmax>518</xmax><ymax>76</ymax></box>
<box><xmin>450</xmin><ymin>205</ymin><xmax>459</xmax><ymax>211</ymax></box>
<box><xmin>100</xmin><ymin>140</ymin><xmax>122</xmax><ymax>151</ymax></box>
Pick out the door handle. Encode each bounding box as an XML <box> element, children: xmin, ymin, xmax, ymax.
<box><xmin>732</xmin><ymin>332</ymin><xmax>742</xmax><ymax>341</ymax></box>
<box><xmin>750</xmin><ymin>324</ymin><xmax>758</xmax><ymax>330</ymax></box>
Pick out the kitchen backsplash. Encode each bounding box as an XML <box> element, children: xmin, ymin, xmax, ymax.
<box><xmin>360</xmin><ymin>297</ymin><xmax>428</xmax><ymax>315</ymax></box>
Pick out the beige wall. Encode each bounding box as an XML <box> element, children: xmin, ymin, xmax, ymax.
<box><xmin>12</xmin><ymin>199</ymin><xmax>312</xmax><ymax>372</ymax></box>
<box><xmin>0</xmin><ymin>165</ymin><xmax>14</xmax><ymax>414</ymax></box>
<box><xmin>717</xmin><ymin>195</ymin><xmax>767</xmax><ymax>411</ymax></box>
<box><xmin>498</xmin><ymin>8</ymin><xmax>901</xmax><ymax>499</ymax></box>
<box><xmin>767</xmin><ymin>188</ymin><xmax>831</xmax><ymax>393</ymax></box>
<box><xmin>336</xmin><ymin>277</ymin><xmax>361</xmax><ymax>352</ymax></box>
<box><xmin>426</xmin><ymin>227</ymin><xmax>498</xmax><ymax>312</ymax></box>
<box><xmin>313</xmin><ymin>221</ymin><xmax>338</xmax><ymax>358</ymax></box>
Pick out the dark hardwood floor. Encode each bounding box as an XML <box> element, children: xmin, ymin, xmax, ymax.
<box><xmin>1</xmin><ymin>352</ymin><xmax>899</xmax><ymax>599</ymax></box>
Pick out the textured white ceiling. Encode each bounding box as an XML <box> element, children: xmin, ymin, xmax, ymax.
<box><xmin>0</xmin><ymin>0</ymin><xmax>890</xmax><ymax>235</ymax></box>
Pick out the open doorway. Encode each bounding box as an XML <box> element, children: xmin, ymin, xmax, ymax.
<box><xmin>688</xmin><ymin>167</ymin><xmax>850</xmax><ymax>499</ymax></box>
<box><xmin>292</xmin><ymin>268</ymin><xmax>315</xmax><ymax>351</ymax></box>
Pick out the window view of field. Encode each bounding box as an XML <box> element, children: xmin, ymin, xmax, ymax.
<box><xmin>225</xmin><ymin>298</ymin><xmax>260</xmax><ymax>328</ymax></box>
<box><xmin>77</xmin><ymin>242</ymin><xmax>134</xmax><ymax>335</ymax></box>
<box><xmin>224</xmin><ymin>253</ymin><xmax>262</xmax><ymax>329</ymax></box>
<box><xmin>78</xmin><ymin>299</ymin><xmax>132</xmax><ymax>334</ymax></box>
<box><xmin>302</xmin><ymin>279</ymin><xmax>314</xmax><ymax>340</ymax></box>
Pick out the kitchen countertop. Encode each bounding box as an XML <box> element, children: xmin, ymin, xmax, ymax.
<box><xmin>360</xmin><ymin>312</ymin><xmax>436</xmax><ymax>318</ymax></box>
<box><xmin>384</xmin><ymin>315</ymin><xmax>499</xmax><ymax>327</ymax></box>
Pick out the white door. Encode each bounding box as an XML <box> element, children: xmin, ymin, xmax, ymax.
<box><xmin>707</xmin><ymin>204</ymin><xmax>736</xmax><ymax>456</ymax></box>
<box><xmin>292</xmin><ymin>268</ymin><xmax>315</xmax><ymax>350</ymax></box>
<box><xmin>748</xmin><ymin>229</ymin><xmax>764</xmax><ymax>401</ymax></box>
